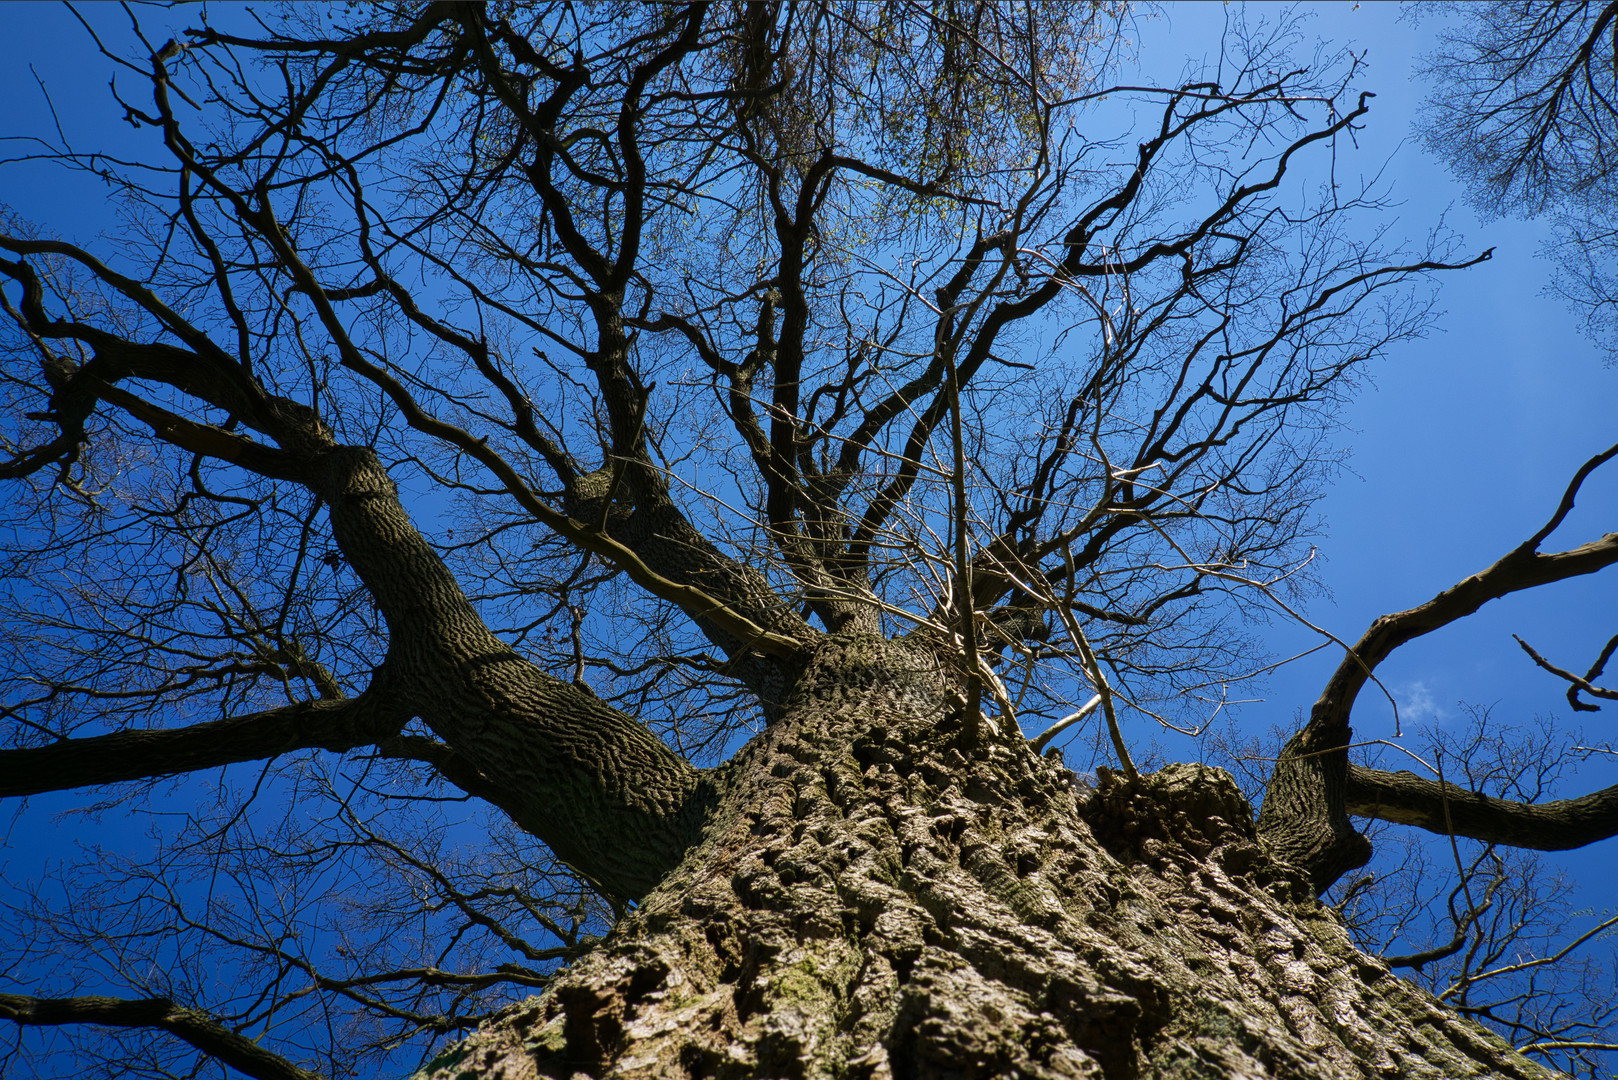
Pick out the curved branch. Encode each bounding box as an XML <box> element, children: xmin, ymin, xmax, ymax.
<box><xmin>1313</xmin><ymin>442</ymin><xmax>1618</xmax><ymax>736</ymax></box>
<box><xmin>1514</xmin><ymin>632</ymin><xmax>1618</xmax><ymax>711</ymax></box>
<box><xmin>1</xmin><ymin>236</ymin><xmax>802</xmax><ymax>664</ymax></box>
<box><xmin>282</xmin><ymin>248</ymin><xmax>804</xmax><ymax>659</ymax></box>
<box><xmin>1383</xmin><ymin>926</ymin><xmax>1470</xmax><ymax>973</ymax></box>
<box><xmin>1525</xmin><ymin>440</ymin><xmax>1618</xmax><ymax>549</ymax></box>
<box><xmin>1261</xmin><ymin>441</ymin><xmax>1618</xmax><ymax>892</ymax></box>
<box><xmin>0</xmin><ymin>992</ymin><xmax>324</xmax><ymax>1080</ymax></box>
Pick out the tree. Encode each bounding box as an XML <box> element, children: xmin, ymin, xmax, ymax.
<box><xmin>1</xmin><ymin>3</ymin><xmax>1616</xmax><ymax>1077</ymax></box>
<box><xmin>1418</xmin><ymin>0</ymin><xmax>1618</xmax><ymax>361</ymax></box>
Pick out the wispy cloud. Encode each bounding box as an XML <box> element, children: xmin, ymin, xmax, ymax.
<box><xmin>1393</xmin><ymin>680</ymin><xmax>1449</xmax><ymax>726</ymax></box>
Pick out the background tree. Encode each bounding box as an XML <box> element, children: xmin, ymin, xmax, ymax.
<box><xmin>0</xmin><ymin>3</ymin><xmax>1615</xmax><ymax>1078</ymax></box>
<box><xmin>1419</xmin><ymin>0</ymin><xmax>1618</xmax><ymax>361</ymax></box>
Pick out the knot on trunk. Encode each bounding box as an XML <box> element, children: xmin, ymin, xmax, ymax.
<box><xmin>1079</xmin><ymin>763</ymin><xmax>1265</xmax><ymax>871</ymax></box>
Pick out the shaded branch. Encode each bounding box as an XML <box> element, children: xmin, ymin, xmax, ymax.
<box><xmin>0</xmin><ymin>692</ymin><xmax>406</xmax><ymax>798</ymax></box>
<box><xmin>1384</xmin><ymin>925</ymin><xmax>1470</xmax><ymax>973</ymax></box>
<box><xmin>374</xmin><ymin>733</ymin><xmax>507</xmax><ymax>805</ymax></box>
<box><xmin>0</xmin><ymin>992</ymin><xmax>324</xmax><ymax>1080</ymax></box>
<box><xmin>1347</xmin><ymin>765</ymin><xmax>1618</xmax><ymax>852</ymax></box>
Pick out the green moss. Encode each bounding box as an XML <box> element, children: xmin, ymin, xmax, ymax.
<box><xmin>523</xmin><ymin>1018</ymin><xmax>570</xmax><ymax>1056</ymax></box>
<box><xmin>771</xmin><ymin>957</ymin><xmax>837</xmax><ymax>1009</ymax></box>
<box><xmin>765</xmin><ymin>946</ymin><xmax>861</xmax><ymax>1013</ymax></box>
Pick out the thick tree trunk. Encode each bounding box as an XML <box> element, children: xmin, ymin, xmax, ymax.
<box><xmin>417</xmin><ymin>636</ymin><xmax>1548</xmax><ymax>1080</ymax></box>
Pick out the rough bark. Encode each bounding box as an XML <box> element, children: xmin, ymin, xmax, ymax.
<box><xmin>1254</xmin><ymin>710</ymin><xmax>1374</xmax><ymax>898</ymax></box>
<box><xmin>0</xmin><ymin>417</ymin><xmax>708</xmax><ymax>901</ymax></box>
<box><xmin>415</xmin><ymin>637</ymin><xmax>1553</xmax><ymax>1080</ymax></box>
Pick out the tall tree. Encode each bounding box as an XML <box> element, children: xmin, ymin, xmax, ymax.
<box><xmin>1418</xmin><ymin>0</ymin><xmax>1618</xmax><ymax>360</ymax></box>
<box><xmin>1</xmin><ymin>4</ymin><xmax>1615</xmax><ymax>1077</ymax></box>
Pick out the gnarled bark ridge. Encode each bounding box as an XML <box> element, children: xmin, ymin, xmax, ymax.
<box><xmin>417</xmin><ymin>637</ymin><xmax>1551</xmax><ymax>1080</ymax></box>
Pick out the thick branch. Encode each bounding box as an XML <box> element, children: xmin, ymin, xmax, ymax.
<box><xmin>120</xmin><ymin>38</ymin><xmax>805</xmax><ymax>671</ymax></box>
<box><xmin>1347</xmin><ymin>764</ymin><xmax>1618</xmax><ymax>851</ymax></box>
<box><xmin>312</xmin><ymin>305</ymin><xmax>802</xmax><ymax>661</ymax></box>
<box><xmin>0</xmin><ymin>993</ymin><xmax>324</xmax><ymax>1080</ymax></box>
<box><xmin>0</xmin><ymin>693</ymin><xmax>406</xmax><ymax>798</ymax></box>
<box><xmin>1316</xmin><ymin>441</ymin><xmax>1618</xmax><ymax>735</ymax></box>
<box><xmin>312</xmin><ymin>447</ymin><xmax>713</xmax><ymax>900</ymax></box>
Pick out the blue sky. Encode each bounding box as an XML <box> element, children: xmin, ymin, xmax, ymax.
<box><xmin>1136</xmin><ymin>6</ymin><xmax>1618</xmax><ymax>980</ymax></box>
<box><xmin>1222</xmin><ymin>2</ymin><xmax>1616</xmax><ymax>733</ymax></box>
<box><xmin>1</xmin><ymin>0</ymin><xmax>1614</xmax><ymax>1072</ymax></box>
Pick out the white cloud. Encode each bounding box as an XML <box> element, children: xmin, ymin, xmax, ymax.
<box><xmin>1393</xmin><ymin>680</ymin><xmax>1449</xmax><ymax>726</ymax></box>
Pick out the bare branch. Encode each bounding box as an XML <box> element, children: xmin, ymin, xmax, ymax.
<box><xmin>0</xmin><ymin>692</ymin><xmax>406</xmax><ymax>798</ymax></box>
<box><xmin>1514</xmin><ymin>632</ymin><xmax>1618</xmax><ymax>711</ymax></box>
<box><xmin>0</xmin><ymin>992</ymin><xmax>325</xmax><ymax>1080</ymax></box>
<box><xmin>1346</xmin><ymin>765</ymin><xmax>1618</xmax><ymax>852</ymax></box>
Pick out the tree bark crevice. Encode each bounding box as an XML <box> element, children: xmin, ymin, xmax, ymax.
<box><xmin>414</xmin><ymin>636</ymin><xmax>1553</xmax><ymax>1080</ymax></box>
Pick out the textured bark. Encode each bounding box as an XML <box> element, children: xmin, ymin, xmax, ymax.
<box><xmin>315</xmin><ymin>445</ymin><xmax>709</xmax><ymax>901</ymax></box>
<box><xmin>1253</xmin><ymin>708</ymin><xmax>1373</xmax><ymax>898</ymax></box>
<box><xmin>0</xmin><ymin>14</ymin><xmax>1604</xmax><ymax>1076</ymax></box>
<box><xmin>415</xmin><ymin>637</ymin><xmax>1553</xmax><ymax>1080</ymax></box>
<box><xmin>566</xmin><ymin>467</ymin><xmax>814</xmax><ymax>712</ymax></box>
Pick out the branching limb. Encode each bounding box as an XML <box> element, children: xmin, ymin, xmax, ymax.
<box><xmin>1316</xmin><ymin>441</ymin><xmax>1618</xmax><ymax>735</ymax></box>
<box><xmin>1443</xmin><ymin>913</ymin><xmax>1618</xmax><ymax>1002</ymax></box>
<box><xmin>1262</xmin><ymin>440</ymin><xmax>1618</xmax><ymax>892</ymax></box>
<box><xmin>1029</xmin><ymin>695</ymin><xmax>1102</xmax><ymax>756</ymax></box>
<box><xmin>1513</xmin><ymin>632</ymin><xmax>1618</xmax><ymax>712</ymax></box>
<box><xmin>1346</xmin><ymin>765</ymin><xmax>1618</xmax><ymax>852</ymax></box>
<box><xmin>1384</xmin><ymin>925</ymin><xmax>1471</xmax><ymax>973</ymax></box>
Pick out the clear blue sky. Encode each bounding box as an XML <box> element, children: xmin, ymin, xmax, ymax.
<box><xmin>1133</xmin><ymin>5</ymin><xmax>1618</xmax><ymax>981</ymax></box>
<box><xmin>1160</xmin><ymin>4</ymin><xmax>1618</xmax><ymax>796</ymax></box>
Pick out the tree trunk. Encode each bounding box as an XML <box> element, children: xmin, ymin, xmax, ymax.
<box><xmin>416</xmin><ymin>636</ymin><xmax>1551</xmax><ymax>1080</ymax></box>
